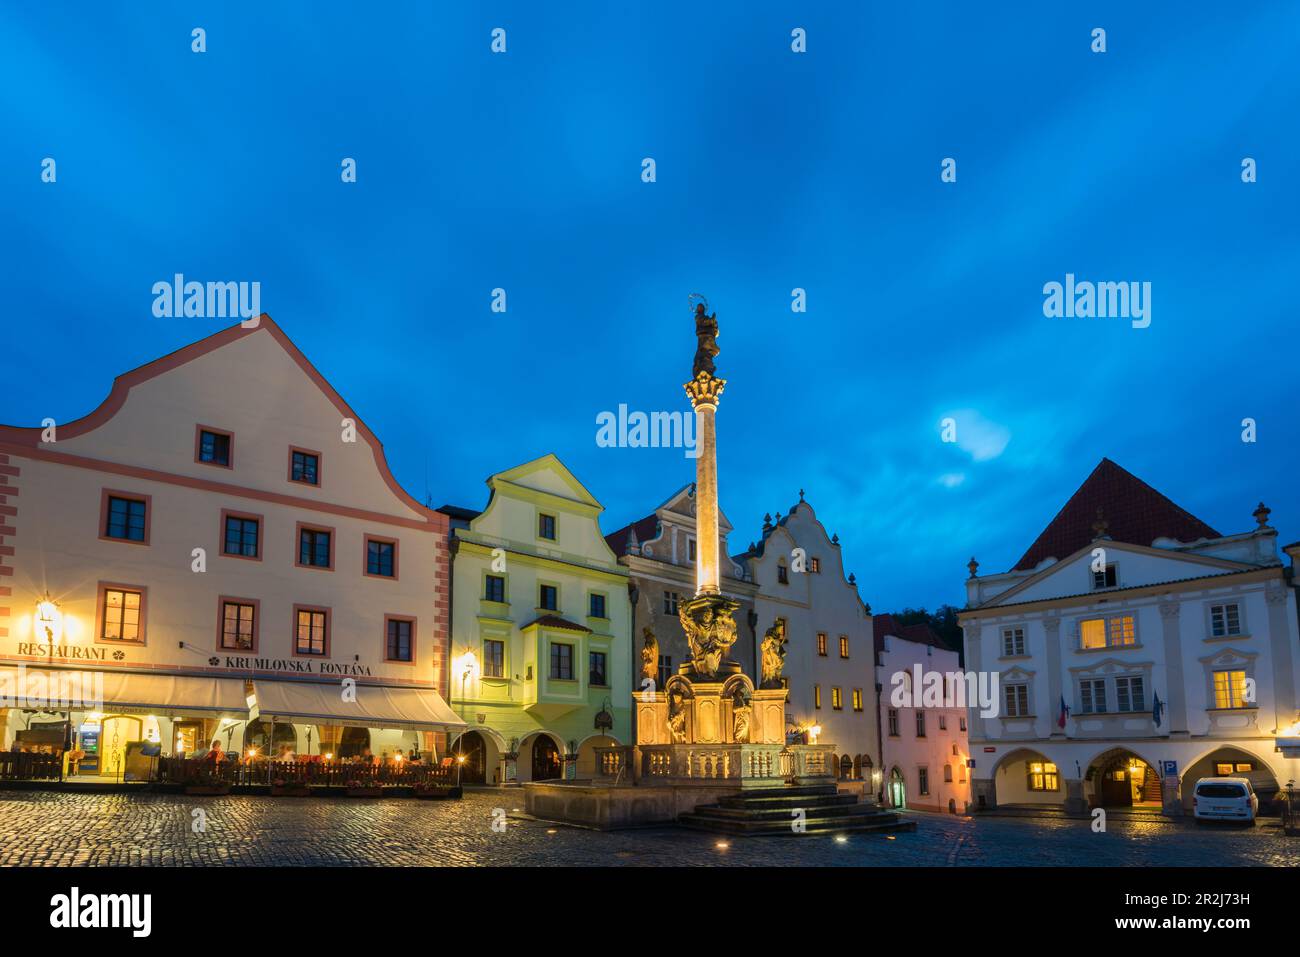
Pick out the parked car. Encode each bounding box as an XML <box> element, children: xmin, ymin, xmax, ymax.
<box><xmin>1192</xmin><ymin>777</ymin><xmax>1258</xmax><ymax>824</ymax></box>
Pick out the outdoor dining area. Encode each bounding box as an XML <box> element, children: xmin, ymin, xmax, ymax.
<box><xmin>156</xmin><ymin>749</ymin><xmax>465</xmax><ymax>797</ymax></box>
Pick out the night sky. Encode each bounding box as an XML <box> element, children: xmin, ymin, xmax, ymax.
<box><xmin>3</xmin><ymin>2</ymin><xmax>1296</xmax><ymax>610</ymax></box>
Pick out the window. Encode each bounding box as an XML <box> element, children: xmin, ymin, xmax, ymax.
<box><xmin>1080</xmin><ymin>678</ymin><xmax>1107</xmax><ymax>714</ymax></box>
<box><xmin>944</xmin><ymin>764</ymin><xmax>953</xmax><ymax>783</ymax></box>
<box><xmin>915</xmin><ymin>711</ymin><xmax>926</xmax><ymax>737</ymax></box>
<box><xmin>1003</xmin><ymin>683</ymin><xmax>1030</xmax><ymax>717</ymax></box>
<box><xmin>817</xmin><ymin>633</ymin><xmax>827</xmax><ymax>656</ymax></box>
<box><xmin>385</xmin><ymin>618</ymin><xmax>413</xmax><ymax>662</ymax></box>
<box><xmin>1080</xmin><ymin>614</ymin><xmax>1136</xmax><ymax>649</ymax></box>
<box><xmin>852</xmin><ymin>689</ymin><xmax>863</xmax><ymax>712</ymax></box>
<box><xmin>589</xmin><ymin>593</ymin><xmax>606</xmax><ymax>619</ymax></box>
<box><xmin>814</xmin><ymin>684</ymin><xmax>822</xmax><ymax>709</ymax></box>
<box><xmin>196</xmin><ymin>427</ymin><xmax>232</xmax><ymax>466</ymax></box>
<box><xmin>485</xmin><ymin>575</ymin><xmax>506</xmax><ymax>603</ymax></box>
<box><xmin>687</xmin><ymin>538</ymin><xmax>696</xmax><ymax>563</ymax></box>
<box><xmin>366</xmin><ymin>539</ymin><xmax>396</xmax><ymax>578</ymax></box>
<box><xmin>1213</xmin><ymin>669</ymin><xmax>1249</xmax><ymax>709</ymax></box>
<box><xmin>100</xmin><ymin>587</ymin><xmax>144</xmax><ymax>642</ymax></box>
<box><xmin>1092</xmin><ymin>564</ymin><xmax>1117</xmax><ymax>589</ymax></box>
<box><xmin>104</xmin><ymin>494</ymin><xmax>148</xmax><ymax>542</ymax></box>
<box><xmin>1215</xmin><ymin>762</ymin><xmax>1234</xmax><ymax>776</ymax></box>
<box><xmin>549</xmin><ymin>642</ymin><xmax>574</xmax><ymax>680</ymax></box>
<box><xmin>657</xmin><ymin>655</ymin><xmax>672</xmax><ymax>689</ymax></box>
<box><xmin>918</xmin><ymin>767</ymin><xmax>930</xmax><ymax>795</ymax></box>
<box><xmin>538</xmin><ymin>513</ymin><xmax>556</xmax><ymax>540</ymax></box>
<box><xmin>938</xmin><ymin>714</ymin><xmax>947</xmax><ymax>730</ymax></box>
<box><xmin>1210</xmin><ymin>603</ymin><xmax>1242</xmax><ymax>637</ymax></box>
<box><xmin>839</xmin><ymin>635</ymin><xmax>849</xmax><ymax>659</ymax></box>
<box><xmin>1001</xmin><ymin>626</ymin><xmax>1025</xmax><ymax>656</ymax></box>
<box><xmin>1027</xmin><ymin>761</ymin><xmax>1059</xmax><ymax>791</ymax></box>
<box><xmin>959</xmin><ymin>716</ymin><xmax>967</xmax><ymax>731</ymax></box>
<box><xmin>298</xmin><ymin>526</ymin><xmax>332</xmax><ymax>568</ymax></box>
<box><xmin>809</xmin><ymin>557</ymin><xmax>821</xmax><ymax>573</ymax></box>
<box><xmin>295</xmin><ymin>608</ymin><xmax>328</xmax><ymax>656</ymax></box>
<box><xmin>831</xmin><ymin>687</ymin><xmax>843</xmax><ymax>710</ymax></box>
<box><xmin>539</xmin><ymin>584</ymin><xmax>558</xmax><ymax>611</ymax></box>
<box><xmin>887</xmin><ymin>709</ymin><xmax>899</xmax><ymax>736</ymax></box>
<box><xmin>1115</xmin><ymin>675</ymin><xmax>1144</xmax><ymax>712</ymax></box>
<box><xmin>223</xmin><ymin>514</ymin><xmax>259</xmax><ymax>558</ymax></box>
<box><xmin>290</xmin><ymin>449</ymin><xmax>320</xmax><ymax>486</ymax></box>
<box><xmin>589</xmin><ymin>651</ymin><xmax>608</xmax><ymax>686</ymax></box>
<box><xmin>663</xmin><ymin>591</ymin><xmax>680</xmax><ymax>615</ymax></box>
<box><xmin>778</xmin><ymin>563</ymin><xmax>789</xmax><ymax>584</ymax></box>
<box><xmin>483</xmin><ymin>639</ymin><xmax>505</xmax><ymax>678</ymax></box>
<box><xmin>219</xmin><ymin>600</ymin><xmax>256</xmax><ymax>651</ymax></box>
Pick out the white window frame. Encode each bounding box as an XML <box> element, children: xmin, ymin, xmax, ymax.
<box><xmin>1207</xmin><ymin>601</ymin><xmax>1244</xmax><ymax>638</ymax></box>
<box><xmin>1001</xmin><ymin>625</ymin><xmax>1026</xmax><ymax>657</ymax></box>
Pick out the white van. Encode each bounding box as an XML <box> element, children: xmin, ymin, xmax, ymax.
<box><xmin>1192</xmin><ymin>777</ymin><xmax>1258</xmax><ymax>824</ymax></box>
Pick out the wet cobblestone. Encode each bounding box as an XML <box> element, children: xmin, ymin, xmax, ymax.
<box><xmin>0</xmin><ymin>789</ymin><xmax>1294</xmax><ymax>866</ymax></box>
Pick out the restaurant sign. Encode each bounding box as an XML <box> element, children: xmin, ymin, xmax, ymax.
<box><xmin>212</xmin><ymin>655</ymin><xmax>373</xmax><ymax>677</ymax></box>
<box><xmin>17</xmin><ymin>642</ymin><xmax>110</xmax><ymax>661</ymax></box>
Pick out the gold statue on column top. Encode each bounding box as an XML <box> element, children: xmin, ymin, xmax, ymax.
<box><xmin>691</xmin><ymin>300</ymin><xmax>719</xmax><ymax>378</ymax></box>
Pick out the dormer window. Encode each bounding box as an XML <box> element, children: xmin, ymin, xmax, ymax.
<box><xmin>1092</xmin><ymin>563</ymin><xmax>1117</xmax><ymax>589</ymax></box>
<box><xmin>777</xmin><ymin>563</ymin><xmax>789</xmax><ymax>585</ymax></box>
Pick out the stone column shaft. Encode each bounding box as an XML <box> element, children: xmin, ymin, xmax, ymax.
<box><xmin>694</xmin><ymin>403</ymin><xmax>719</xmax><ymax>596</ymax></box>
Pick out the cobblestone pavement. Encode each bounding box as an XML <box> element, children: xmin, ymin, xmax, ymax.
<box><xmin>0</xmin><ymin>789</ymin><xmax>1295</xmax><ymax>866</ymax></box>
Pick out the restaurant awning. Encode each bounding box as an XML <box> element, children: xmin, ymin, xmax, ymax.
<box><xmin>0</xmin><ymin>667</ymin><xmax>252</xmax><ymax>720</ymax></box>
<box><xmin>251</xmin><ymin>680</ymin><xmax>466</xmax><ymax>732</ymax></box>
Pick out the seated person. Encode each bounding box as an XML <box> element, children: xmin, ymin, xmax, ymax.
<box><xmin>205</xmin><ymin>740</ymin><xmax>224</xmax><ymax>763</ymax></box>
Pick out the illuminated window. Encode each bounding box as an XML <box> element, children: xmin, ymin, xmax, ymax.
<box><xmin>295</xmin><ymin>608</ymin><xmax>328</xmax><ymax>656</ymax></box>
<box><xmin>1215</xmin><ymin>763</ymin><xmax>1234</xmax><ymax>776</ymax></box>
<box><xmin>1080</xmin><ymin>614</ymin><xmax>1136</xmax><ymax>649</ymax></box>
<box><xmin>220</xmin><ymin>600</ymin><xmax>255</xmax><ymax>650</ymax></box>
<box><xmin>839</xmin><ymin>635</ymin><xmax>849</xmax><ymax>659</ymax></box>
<box><xmin>817</xmin><ymin>633</ymin><xmax>827</xmax><ymax>656</ymax></box>
<box><xmin>831</xmin><ymin>687</ymin><xmax>843</xmax><ymax>710</ymax></box>
<box><xmin>101</xmin><ymin>588</ymin><xmax>143</xmax><ymax>642</ymax></box>
<box><xmin>1236</xmin><ymin>762</ymin><xmax>1253</xmax><ymax>772</ymax></box>
<box><xmin>1027</xmin><ymin>761</ymin><xmax>1059</xmax><ymax>791</ymax></box>
<box><xmin>852</xmin><ymin>689</ymin><xmax>863</xmax><ymax>712</ymax></box>
<box><xmin>814</xmin><ymin>684</ymin><xmax>822</xmax><ymax>709</ymax></box>
<box><xmin>1213</xmin><ymin>669</ymin><xmax>1248</xmax><ymax>709</ymax></box>
<box><xmin>809</xmin><ymin>557</ymin><xmax>821</xmax><ymax>573</ymax></box>
<box><xmin>1210</xmin><ymin>603</ymin><xmax>1242</xmax><ymax>637</ymax></box>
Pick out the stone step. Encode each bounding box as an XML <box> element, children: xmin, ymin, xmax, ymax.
<box><xmin>678</xmin><ymin>812</ymin><xmax>917</xmax><ymax>836</ymax></box>
<box><xmin>733</xmin><ymin>784</ymin><xmax>840</xmax><ymax>799</ymax></box>
<box><xmin>692</xmin><ymin>803</ymin><xmax>898</xmax><ymax>822</ymax></box>
<box><xmin>717</xmin><ymin>792</ymin><xmax>860</xmax><ymax>810</ymax></box>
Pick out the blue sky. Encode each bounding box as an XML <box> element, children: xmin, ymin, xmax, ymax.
<box><xmin>2</xmin><ymin>2</ymin><xmax>1297</xmax><ymax>610</ymax></box>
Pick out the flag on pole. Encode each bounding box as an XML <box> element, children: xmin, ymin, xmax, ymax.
<box><xmin>1152</xmin><ymin>691</ymin><xmax>1164</xmax><ymax>728</ymax></box>
<box><xmin>1057</xmin><ymin>695</ymin><xmax>1070</xmax><ymax>729</ymax></box>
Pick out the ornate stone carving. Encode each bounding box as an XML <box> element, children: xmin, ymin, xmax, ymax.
<box><xmin>731</xmin><ymin>685</ymin><xmax>752</xmax><ymax>744</ymax></box>
<box><xmin>667</xmin><ymin>685</ymin><xmax>689</xmax><ymax>743</ymax></box>
<box><xmin>759</xmin><ymin>620</ymin><xmax>788</xmax><ymax>689</ymax></box>
<box><xmin>1159</xmin><ymin>600</ymin><xmax>1181</xmax><ymax>619</ymax></box>
<box><xmin>678</xmin><ymin>594</ymin><xmax>741</xmax><ymax>679</ymax></box>
<box><xmin>684</xmin><ymin>370</ymin><xmax>726</xmax><ymax>409</ymax></box>
<box><xmin>640</xmin><ymin>628</ymin><xmax>659</xmax><ymax>690</ymax></box>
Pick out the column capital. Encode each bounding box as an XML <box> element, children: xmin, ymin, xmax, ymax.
<box><xmin>684</xmin><ymin>371</ymin><xmax>726</xmax><ymax>408</ymax></box>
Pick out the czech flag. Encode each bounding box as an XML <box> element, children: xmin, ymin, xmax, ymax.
<box><xmin>1152</xmin><ymin>691</ymin><xmax>1164</xmax><ymax>728</ymax></box>
<box><xmin>1057</xmin><ymin>695</ymin><xmax>1070</xmax><ymax>729</ymax></box>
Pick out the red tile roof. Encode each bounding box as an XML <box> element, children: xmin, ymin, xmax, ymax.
<box><xmin>1013</xmin><ymin>458</ymin><xmax>1220</xmax><ymax>571</ymax></box>
<box><xmin>872</xmin><ymin>614</ymin><xmax>948</xmax><ymax>654</ymax></box>
<box><xmin>603</xmin><ymin>513</ymin><xmax>659</xmax><ymax>555</ymax></box>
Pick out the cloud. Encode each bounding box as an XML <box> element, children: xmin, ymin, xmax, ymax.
<box><xmin>937</xmin><ymin>472</ymin><xmax>966</xmax><ymax>489</ymax></box>
<box><xmin>942</xmin><ymin>409</ymin><xmax>1011</xmax><ymax>462</ymax></box>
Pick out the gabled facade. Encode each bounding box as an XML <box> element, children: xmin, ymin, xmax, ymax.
<box><xmin>442</xmin><ymin>455</ymin><xmax>631</xmax><ymax>784</ymax></box>
<box><xmin>0</xmin><ymin>317</ymin><xmax>461</xmax><ymax>773</ymax></box>
<box><xmin>735</xmin><ymin>496</ymin><xmax>878</xmax><ymax>783</ymax></box>
<box><xmin>874</xmin><ymin>614</ymin><xmax>970</xmax><ymax>813</ymax></box>
<box><xmin>605</xmin><ymin>484</ymin><xmax>759</xmax><ymax>705</ymax></box>
<box><xmin>960</xmin><ymin>459</ymin><xmax>1300</xmax><ymax>815</ymax></box>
